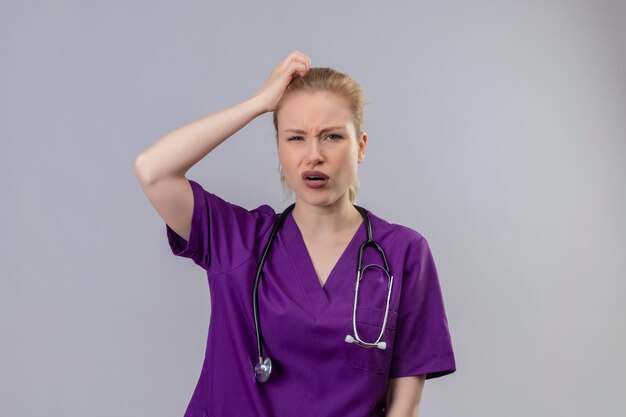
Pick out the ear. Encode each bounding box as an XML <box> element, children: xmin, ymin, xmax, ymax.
<box><xmin>357</xmin><ymin>132</ymin><xmax>368</xmax><ymax>163</ymax></box>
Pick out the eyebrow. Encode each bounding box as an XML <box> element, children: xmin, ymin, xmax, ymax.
<box><xmin>283</xmin><ymin>126</ymin><xmax>346</xmax><ymax>135</ymax></box>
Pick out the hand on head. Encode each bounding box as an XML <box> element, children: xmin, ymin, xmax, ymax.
<box><xmin>252</xmin><ymin>50</ymin><xmax>311</xmax><ymax>113</ymax></box>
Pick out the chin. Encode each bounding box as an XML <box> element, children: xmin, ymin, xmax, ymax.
<box><xmin>297</xmin><ymin>197</ymin><xmax>332</xmax><ymax>208</ymax></box>
<box><xmin>295</xmin><ymin>190</ymin><xmax>346</xmax><ymax>208</ymax></box>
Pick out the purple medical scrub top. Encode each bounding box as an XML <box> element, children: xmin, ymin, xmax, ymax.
<box><xmin>165</xmin><ymin>179</ymin><xmax>456</xmax><ymax>417</ymax></box>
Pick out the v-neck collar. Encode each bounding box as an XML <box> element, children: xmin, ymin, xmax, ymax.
<box><xmin>283</xmin><ymin>210</ymin><xmax>366</xmax><ymax>317</ymax></box>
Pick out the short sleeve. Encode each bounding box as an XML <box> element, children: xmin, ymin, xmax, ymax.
<box><xmin>389</xmin><ymin>236</ymin><xmax>456</xmax><ymax>379</ymax></box>
<box><xmin>165</xmin><ymin>178</ymin><xmax>275</xmax><ymax>273</ymax></box>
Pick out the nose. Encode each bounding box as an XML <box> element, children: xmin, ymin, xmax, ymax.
<box><xmin>305</xmin><ymin>140</ymin><xmax>324</xmax><ymax>165</ymax></box>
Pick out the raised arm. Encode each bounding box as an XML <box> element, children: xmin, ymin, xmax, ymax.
<box><xmin>133</xmin><ymin>51</ymin><xmax>311</xmax><ymax>241</ymax></box>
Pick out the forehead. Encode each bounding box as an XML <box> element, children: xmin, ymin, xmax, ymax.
<box><xmin>277</xmin><ymin>91</ymin><xmax>353</xmax><ymax>132</ymax></box>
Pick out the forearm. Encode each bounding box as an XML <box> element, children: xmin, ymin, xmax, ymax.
<box><xmin>386</xmin><ymin>401</ymin><xmax>420</xmax><ymax>417</ymax></box>
<box><xmin>385</xmin><ymin>375</ymin><xmax>425</xmax><ymax>417</ymax></box>
<box><xmin>135</xmin><ymin>96</ymin><xmax>266</xmax><ymax>184</ymax></box>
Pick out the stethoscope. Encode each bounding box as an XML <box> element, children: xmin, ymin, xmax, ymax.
<box><xmin>253</xmin><ymin>203</ymin><xmax>394</xmax><ymax>383</ymax></box>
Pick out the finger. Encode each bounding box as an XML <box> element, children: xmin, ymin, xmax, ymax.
<box><xmin>287</xmin><ymin>51</ymin><xmax>310</xmax><ymax>66</ymax></box>
<box><xmin>287</xmin><ymin>61</ymin><xmax>307</xmax><ymax>78</ymax></box>
<box><xmin>297</xmin><ymin>52</ymin><xmax>311</xmax><ymax>68</ymax></box>
<box><xmin>279</xmin><ymin>51</ymin><xmax>299</xmax><ymax>69</ymax></box>
<box><xmin>290</xmin><ymin>61</ymin><xmax>307</xmax><ymax>77</ymax></box>
<box><xmin>292</xmin><ymin>51</ymin><xmax>311</xmax><ymax>69</ymax></box>
<box><xmin>282</xmin><ymin>57</ymin><xmax>304</xmax><ymax>77</ymax></box>
<box><xmin>278</xmin><ymin>52</ymin><xmax>309</xmax><ymax>75</ymax></box>
<box><xmin>291</xmin><ymin>55</ymin><xmax>307</xmax><ymax>69</ymax></box>
<box><xmin>294</xmin><ymin>56</ymin><xmax>312</xmax><ymax>74</ymax></box>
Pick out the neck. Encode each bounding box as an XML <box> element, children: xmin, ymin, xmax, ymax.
<box><xmin>291</xmin><ymin>195</ymin><xmax>362</xmax><ymax>237</ymax></box>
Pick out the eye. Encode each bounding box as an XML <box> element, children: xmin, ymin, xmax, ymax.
<box><xmin>325</xmin><ymin>133</ymin><xmax>343</xmax><ymax>141</ymax></box>
<box><xmin>287</xmin><ymin>136</ymin><xmax>303</xmax><ymax>141</ymax></box>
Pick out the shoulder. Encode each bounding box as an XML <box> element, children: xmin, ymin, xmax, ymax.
<box><xmin>362</xmin><ymin>207</ymin><xmax>427</xmax><ymax>251</ymax></box>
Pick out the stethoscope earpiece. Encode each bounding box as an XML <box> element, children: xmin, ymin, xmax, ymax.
<box><xmin>345</xmin><ymin>334</ymin><xmax>387</xmax><ymax>350</ymax></box>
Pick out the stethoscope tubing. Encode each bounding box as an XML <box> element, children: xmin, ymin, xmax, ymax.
<box><xmin>253</xmin><ymin>203</ymin><xmax>294</xmax><ymax>367</ymax></box>
<box><xmin>252</xmin><ymin>203</ymin><xmax>393</xmax><ymax>382</ymax></box>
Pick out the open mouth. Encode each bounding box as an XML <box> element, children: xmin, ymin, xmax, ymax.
<box><xmin>301</xmin><ymin>171</ymin><xmax>329</xmax><ymax>180</ymax></box>
<box><xmin>301</xmin><ymin>171</ymin><xmax>329</xmax><ymax>188</ymax></box>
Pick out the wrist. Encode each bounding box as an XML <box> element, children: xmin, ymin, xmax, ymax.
<box><xmin>244</xmin><ymin>95</ymin><xmax>270</xmax><ymax>117</ymax></box>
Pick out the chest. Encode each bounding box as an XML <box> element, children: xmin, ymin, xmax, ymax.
<box><xmin>302</xmin><ymin>236</ymin><xmax>354</xmax><ymax>288</ymax></box>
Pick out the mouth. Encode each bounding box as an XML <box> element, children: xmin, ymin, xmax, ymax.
<box><xmin>301</xmin><ymin>171</ymin><xmax>330</xmax><ymax>181</ymax></box>
<box><xmin>301</xmin><ymin>170</ymin><xmax>329</xmax><ymax>189</ymax></box>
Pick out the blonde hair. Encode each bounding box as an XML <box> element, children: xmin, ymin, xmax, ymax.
<box><xmin>273</xmin><ymin>67</ymin><xmax>366</xmax><ymax>204</ymax></box>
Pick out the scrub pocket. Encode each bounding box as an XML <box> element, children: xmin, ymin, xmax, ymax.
<box><xmin>346</xmin><ymin>306</ymin><xmax>398</xmax><ymax>374</ymax></box>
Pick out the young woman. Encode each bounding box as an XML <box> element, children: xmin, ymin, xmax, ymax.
<box><xmin>134</xmin><ymin>50</ymin><xmax>456</xmax><ymax>417</ymax></box>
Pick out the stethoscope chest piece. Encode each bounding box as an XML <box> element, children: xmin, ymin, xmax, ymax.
<box><xmin>254</xmin><ymin>356</ymin><xmax>272</xmax><ymax>382</ymax></box>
